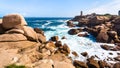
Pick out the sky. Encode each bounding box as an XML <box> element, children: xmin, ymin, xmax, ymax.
<box><xmin>0</xmin><ymin>0</ymin><xmax>120</xmax><ymax>17</ymax></box>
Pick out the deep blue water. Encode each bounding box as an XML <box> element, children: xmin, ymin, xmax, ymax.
<box><xmin>25</xmin><ymin>17</ymin><xmax>72</xmax><ymax>31</ymax></box>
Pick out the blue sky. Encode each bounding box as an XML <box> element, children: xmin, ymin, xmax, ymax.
<box><xmin>0</xmin><ymin>0</ymin><xmax>120</xmax><ymax>17</ymax></box>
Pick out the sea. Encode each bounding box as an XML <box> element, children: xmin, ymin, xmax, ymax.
<box><xmin>25</xmin><ymin>17</ymin><xmax>118</xmax><ymax>62</ymax></box>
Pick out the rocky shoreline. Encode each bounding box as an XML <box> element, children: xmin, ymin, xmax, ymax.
<box><xmin>0</xmin><ymin>13</ymin><xmax>120</xmax><ymax>68</ymax></box>
<box><xmin>66</xmin><ymin>13</ymin><xmax>120</xmax><ymax>68</ymax></box>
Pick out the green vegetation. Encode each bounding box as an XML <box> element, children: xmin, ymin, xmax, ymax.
<box><xmin>5</xmin><ymin>64</ymin><xmax>26</xmax><ymax>68</ymax></box>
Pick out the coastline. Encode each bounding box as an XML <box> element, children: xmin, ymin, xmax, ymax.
<box><xmin>0</xmin><ymin>13</ymin><xmax>120</xmax><ymax>68</ymax></box>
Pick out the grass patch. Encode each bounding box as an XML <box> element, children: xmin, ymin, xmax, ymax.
<box><xmin>5</xmin><ymin>64</ymin><xmax>26</xmax><ymax>68</ymax></box>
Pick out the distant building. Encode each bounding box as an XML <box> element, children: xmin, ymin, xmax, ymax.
<box><xmin>118</xmin><ymin>10</ymin><xmax>120</xmax><ymax>16</ymax></box>
<box><xmin>80</xmin><ymin>11</ymin><xmax>83</xmax><ymax>16</ymax></box>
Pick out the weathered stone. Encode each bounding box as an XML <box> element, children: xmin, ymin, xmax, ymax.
<box><xmin>88</xmin><ymin>16</ymin><xmax>109</xmax><ymax>26</ymax></box>
<box><xmin>5</xmin><ymin>29</ymin><xmax>24</xmax><ymax>34</ymax></box>
<box><xmin>113</xmin><ymin>63</ymin><xmax>120</xmax><ymax>68</ymax></box>
<box><xmin>54</xmin><ymin>61</ymin><xmax>75</xmax><ymax>68</ymax></box>
<box><xmin>34</xmin><ymin>28</ymin><xmax>45</xmax><ymax>36</ymax></box>
<box><xmin>45</xmin><ymin>41</ymin><xmax>56</xmax><ymax>52</ymax></box>
<box><xmin>96</xmin><ymin>29</ymin><xmax>109</xmax><ymax>43</ymax></box>
<box><xmin>33</xmin><ymin>59</ymin><xmax>53</xmax><ymax>68</ymax></box>
<box><xmin>62</xmin><ymin>44</ymin><xmax>70</xmax><ymax>55</ymax></box>
<box><xmin>72</xmin><ymin>51</ymin><xmax>79</xmax><ymax>57</ymax></box>
<box><xmin>100</xmin><ymin>45</ymin><xmax>113</xmax><ymax>50</ymax></box>
<box><xmin>37</xmin><ymin>33</ymin><xmax>46</xmax><ymax>43</ymax></box>
<box><xmin>50</xmin><ymin>36</ymin><xmax>59</xmax><ymax>41</ymax></box>
<box><xmin>22</xmin><ymin>26</ymin><xmax>38</xmax><ymax>41</ymax></box>
<box><xmin>114</xmin><ymin>56</ymin><xmax>120</xmax><ymax>61</ymax></box>
<box><xmin>73</xmin><ymin>60</ymin><xmax>88</xmax><ymax>68</ymax></box>
<box><xmin>57</xmin><ymin>44</ymin><xmax>70</xmax><ymax>56</ymax></box>
<box><xmin>2</xmin><ymin>14</ymin><xmax>27</xmax><ymax>29</ymax></box>
<box><xmin>55</xmin><ymin>41</ymin><xmax>62</xmax><ymax>47</ymax></box>
<box><xmin>87</xmin><ymin>57</ymin><xmax>100</xmax><ymax>68</ymax></box>
<box><xmin>0</xmin><ymin>34</ymin><xmax>27</xmax><ymax>42</ymax></box>
<box><xmin>98</xmin><ymin>60</ymin><xmax>110</xmax><ymax>68</ymax></box>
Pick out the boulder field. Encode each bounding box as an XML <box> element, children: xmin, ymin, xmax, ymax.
<box><xmin>0</xmin><ymin>14</ymin><xmax>75</xmax><ymax>68</ymax></box>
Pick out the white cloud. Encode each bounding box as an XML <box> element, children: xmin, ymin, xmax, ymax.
<box><xmin>85</xmin><ymin>0</ymin><xmax>120</xmax><ymax>15</ymax></box>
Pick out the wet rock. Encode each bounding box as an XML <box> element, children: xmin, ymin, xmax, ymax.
<box><xmin>98</xmin><ymin>60</ymin><xmax>110</xmax><ymax>68</ymax></box>
<box><xmin>73</xmin><ymin>60</ymin><xmax>88</xmax><ymax>68</ymax></box>
<box><xmin>84</xmin><ymin>27</ymin><xmax>99</xmax><ymax>37</ymax></box>
<box><xmin>81</xmin><ymin>52</ymin><xmax>88</xmax><ymax>57</ymax></box>
<box><xmin>117</xmin><ymin>53</ymin><xmax>120</xmax><ymax>55</ymax></box>
<box><xmin>34</xmin><ymin>28</ymin><xmax>45</xmax><ymax>36</ymax></box>
<box><xmin>72</xmin><ymin>51</ymin><xmax>79</xmax><ymax>57</ymax></box>
<box><xmin>67</xmin><ymin>20</ymin><xmax>75</xmax><ymax>27</ymax></box>
<box><xmin>57</xmin><ymin>44</ymin><xmax>70</xmax><ymax>56</ymax></box>
<box><xmin>78</xmin><ymin>33</ymin><xmax>89</xmax><ymax>37</ymax></box>
<box><xmin>114</xmin><ymin>56</ymin><xmax>120</xmax><ymax>61</ymax></box>
<box><xmin>109</xmin><ymin>52</ymin><xmax>113</xmax><ymax>55</ymax></box>
<box><xmin>0</xmin><ymin>34</ymin><xmax>27</xmax><ymax>42</ymax></box>
<box><xmin>50</xmin><ymin>36</ymin><xmax>59</xmax><ymax>42</ymax></box>
<box><xmin>55</xmin><ymin>41</ymin><xmax>62</xmax><ymax>47</ymax></box>
<box><xmin>62</xmin><ymin>44</ymin><xmax>70</xmax><ymax>55</ymax></box>
<box><xmin>61</xmin><ymin>36</ymin><xmax>66</xmax><ymax>39</ymax></box>
<box><xmin>113</xmin><ymin>63</ymin><xmax>120</xmax><ymax>68</ymax></box>
<box><xmin>87</xmin><ymin>57</ymin><xmax>100</xmax><ymax>68</ymax></box>
<box><xmin>100</xmin><ymin>45</ymin><xmax>113</xmax><ymax>50</ymax></box>
<box><xmin>2</xmin><ymin>14</ymin><xmax>27</xmax><ymax>29</ymax></box>
<box><xmin>68</xmin><ymin>29</ymin><xmax>79</xmax><ymax>35</ymax></box>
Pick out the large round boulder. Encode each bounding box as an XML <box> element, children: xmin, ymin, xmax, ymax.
<box><xmin>2</xmin><ymin>14</ymin><xmax>27</xmax><ymax>29</ymax></box>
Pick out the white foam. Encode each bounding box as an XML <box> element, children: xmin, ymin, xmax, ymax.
<box><xmin>44</xmin><ymin>20</ymin><xmax>119</xmax><ymax>63</ymax></box>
